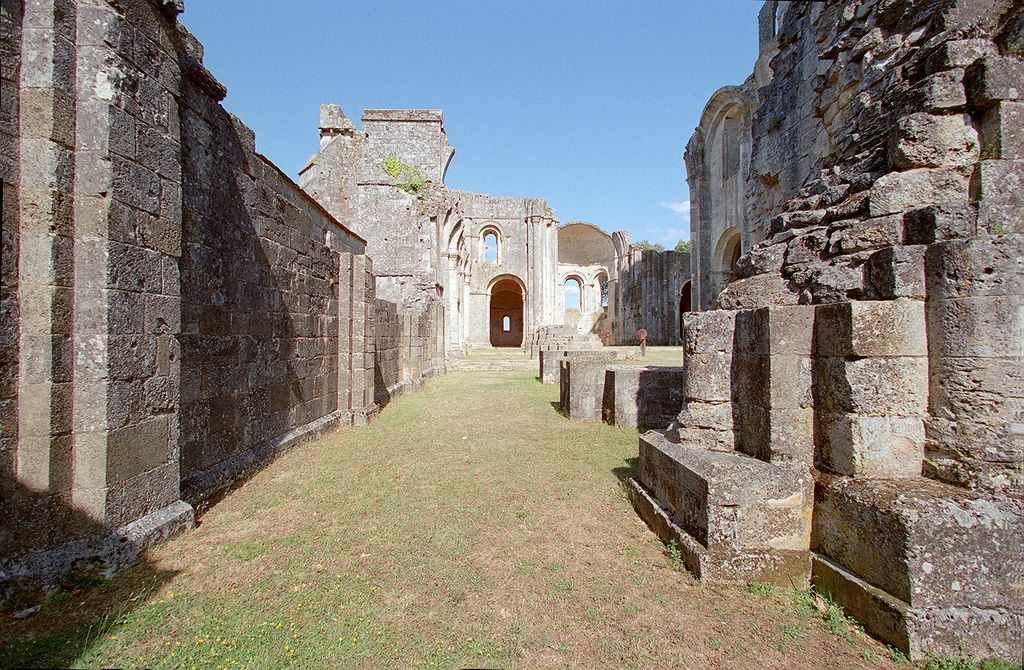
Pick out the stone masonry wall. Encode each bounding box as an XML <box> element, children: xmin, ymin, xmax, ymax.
<box><xmin>0</xmin><ymin>0</ymin><xmax>375</xmax><ymax>606</ymax></box>
<box><xmin>0</xmin><ymin>0</ymin><xmax>22</xmax><ymax>565</ymax></box>
<box><xmin>176</xmin><ymin>34</ymin><xmax>368</xmax><ymax>501</ymax></box>
<box><xmin>649</xmin><ymin>0</ymin><xmax>1024</xmax><ymax>659</ymax></box>
<box><xmin>614</xmin><ymin>248</ymin><xmax>690</xmax><ymax>345</ymax></box>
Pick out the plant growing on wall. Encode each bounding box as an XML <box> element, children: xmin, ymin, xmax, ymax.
<box><xmin>381</xmin><ymin>156</ymin><xmax>425</xmax><ymax>195</ymax></box>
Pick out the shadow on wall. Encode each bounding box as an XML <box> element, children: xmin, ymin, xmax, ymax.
<box><xmin>374</xmin><ymin>299</ymin><xmax>400</xmax><ymax>410</ymax></box>
<box><xmin>177</xmin><ymin>68</ymin><xmax>337</xmax><ymax>503</ymax></box>
<box><xmin>0</xmin><ymin>482</ymin><xmax>179</xmax><ymax>667</ymax></box>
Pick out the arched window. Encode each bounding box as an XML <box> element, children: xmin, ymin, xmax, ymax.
<box><xmin>564</xmin><ymin>277</ymin><xmax>582</xmax><ymax>311</ymax></box>
<box><xmin>502</xmin><ymin>315</ymin><xmax>511</xmax><ymax>332</ymax></box>
<box><xmin>483</xmin><ymin>231</ymin><xmax>498</xmax><ymax>262</ymax></box>
<box><xmin>599</xmin><ymin>276</ymin><xmax>609</xmax><ymax>308</ymax></box>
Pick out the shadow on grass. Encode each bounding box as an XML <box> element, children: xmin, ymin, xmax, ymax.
<box><xmin>0</xmin><ymin>480</ymin><xmax>178</xmax><ymax>669</ymax></box>
<box><xmin>612</xmin><ymin>456</ymin><xmax>639</xmax><ymax>486</ymax></box>
<box><xmin>549</xmin><ymin>401</ymin><xmax>567</xmax><ymax>418</ymax></box>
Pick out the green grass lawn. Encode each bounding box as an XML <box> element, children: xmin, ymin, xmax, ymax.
<box><xmin>0</xmin><ymin>372</ymin><xmax>944</xmax><ymax>669</ymax></box>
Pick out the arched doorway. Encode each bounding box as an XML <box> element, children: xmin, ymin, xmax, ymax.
<box><xmin>712</xmin><ymin>227</ymin><xmax>742</xmax><ymax>301</ymax></box>
<box><xmin>679</xmin><ymin>280</ymin><xmax>692</xmax><ymax>340</ymax></box>
<box><xmin>489</xmin><ymin>277</ymin><xmax>524</xmax><ymax>347</ymax></box>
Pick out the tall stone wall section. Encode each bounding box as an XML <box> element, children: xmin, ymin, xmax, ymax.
<box><xmin>614</xmin><ymin>248</ymin><xmax>690</xmax><ymax>345</ymax></box>
<box><xmin>0</xmin><ymin>0</ymin><xmax>381</xmax><ymax>607</ymax></box>
<box><xmin>634</xmin><ymin>0</ymin><xmax>1023</xmax><ymax>660</ymax></box>
<box><xmin>176</xmin><ymin>39</ymin><xmax>371</xmax><ymax>500</ymax></box>
<box><xmin>0</xmin><ymin>0</ymin><xmax>23</xmax><ymax>569</ymax></box>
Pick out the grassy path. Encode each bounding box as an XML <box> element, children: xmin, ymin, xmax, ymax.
<box><xmin>3</xmin><ymin>371</ymin><xmax>906</xmax><ymax>669</ymax></box>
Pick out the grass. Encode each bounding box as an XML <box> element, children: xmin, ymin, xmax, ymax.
<box><xmin>2</xmin><ymin>371</ymin><xmax>929</xmax><ymax>669</ymax></box>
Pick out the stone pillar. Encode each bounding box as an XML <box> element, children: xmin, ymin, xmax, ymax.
<box><xmin>16</xmin><ymin>0</ymin><xmax>77</xmax><ymax>505</ymax></box>
<box><xmin>666</xmin><ymin>310</ymin><xmax>737</xmax><ymax>450</ymax></box>
<box><xmin>924</xmin><ymin>235</ymin><xmax>1023</xmax><ymax>494</ymax></box>
<box><xmin>733</xmin><ymin>305</ymin><xmax>815</xmax><ymax>464</ymax></box>
<box><xmin>813</xmin><ymin>299</ymin><xmax>929</xmax><ymax>478</ymax></box>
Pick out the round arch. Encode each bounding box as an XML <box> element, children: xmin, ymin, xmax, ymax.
<box><xmin>713</xmin><ymin>227</ymin><xmax>742</xmax><ymax>279</ymax></box>
<box><xmin>487</xmin><ymin>274</ymin><xmax>525</xmax><ymax>347</ymax></box>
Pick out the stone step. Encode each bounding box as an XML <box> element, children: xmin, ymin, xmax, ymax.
<box><xmin>811</xmin><ymin>474</ymin><xmax>1022</xmax><ymax>609</ymax></box>
<box><xmin>632</xmin><ymin>430</ymin><xmax>813</xmax><ymax>584</ymax></box>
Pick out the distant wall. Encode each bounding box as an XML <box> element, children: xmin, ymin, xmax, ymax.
<box><xmin>614</xmin><ymin>249</ymin><xmax>691</xmax><ymax>345</ymax></box>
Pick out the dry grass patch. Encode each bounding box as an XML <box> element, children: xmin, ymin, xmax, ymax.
<box><xmin>3</xmin><ymin>371</ymin><xmax>918</xmax><ymax>668</ymax></box>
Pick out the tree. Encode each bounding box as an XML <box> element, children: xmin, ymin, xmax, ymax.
<box><xmin>635</xmin><ymin>239</ymin><xmax>666</xmax><ymax>252</ymax></box>
<box><xmin>674</xmin><ymin>239</ymin><xmax>691</xmax><ymax>253</ymax></box>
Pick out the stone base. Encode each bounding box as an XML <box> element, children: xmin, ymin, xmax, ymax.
<box><xmin>603</xmin><ymin>365</ymin><xmax>684</xmax><ymax>429</ymax></box>
<box><xmin>812</xmin><ymin>553</ymin><xmax>1023</xmax><ymax>661</ymax></box>
<box><xmin>628</xmin><ymin>478</ymin><xmax>809</xmax><ymax>585</ymax></box>
<box><xmin>0</xmin><ymin>500</ymin><xmax>194</xmax><ymax>609</ymax></box>
<box><xmin>811</xmin><ymin>475</ymin><xmax>1024</xmax><ymax>660</ymax></box>
<box><xmin>632</xmin><ymin>430</ymin><xmax>813</xmax><ymax>585</ymax></box>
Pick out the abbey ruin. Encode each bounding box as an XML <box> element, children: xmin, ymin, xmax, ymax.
<box><xmin>1</xmin><ymin>0</ymin><xmax>1021</xmax><ymax>663</ymax></box>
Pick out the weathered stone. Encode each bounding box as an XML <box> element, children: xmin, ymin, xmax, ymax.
<box><xmin>814</xmin><ymin>299</ymin><xmax>927</xmax><ymax>358</ymax></box>
<box><xmin>965</xmin><ymin>55</ymin><xmax>1024</xmax><ymax>108</ymax></box>
<box><xmin>972</xmin><ymin>159</ymin><xmax>1024</xmax><ymax>234</ymax></box>
<box><xmin>812</xmin><ymin>476</ymin><xmax>1023</xmax><ymax>659</ymax></box>
<box><xmin>978</xmin><ymin>100</ymin><xmax>1024</xmax><ymax>160</ymax></box>
<box><xmin>603</xmin><ymin>366</ymin><xmax>684</xmax><ymax>430</ymax></box>
<box><xmin>635</xmin><ymin>430</ymin><xmax>813</xmax><ymax>583</ymax></box>
<box><xmin>889</xmin><ymin>113</ymin><xmax>979</xmax><ymax>169</ymax></box>
<box><xmin>902</xmin><ymin>204</ymin><xmax>976</xmax><ymax>244</ymax></box>
<box><xmin>868</xmin><ymin>168</ymin><xmax>970</xmax><ymax>217</ymax></box>
<box><xmin>864</xmin><ymin>245</ymin><xmax>926</xmax><ymax>299</ymax></box>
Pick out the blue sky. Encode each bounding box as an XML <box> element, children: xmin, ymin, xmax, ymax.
<box><xmin>179</xmin><ymin>1</ymin><xmax>762</xmax><ymax>247</ymax></box>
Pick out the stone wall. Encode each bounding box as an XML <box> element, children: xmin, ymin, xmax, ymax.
<box><xmin>613</xmin><ymin>248</ymin><xmax>690</xmax><ymax>345</ymax></box>
<box><xmin>0</xmin><ymin>0</ymin><xmax>382</xmax><ymax>606</ymax></box>
<box><xmin>176</xmin><ymin>41</ymin><xmax>370</xmax><ymax>500</ymax></box>
<box><xmin>635</xmin><ymin>0</ymin><xmax>1024</xmax><ymax>659</ymax></box>
<box><xmin>0</xmin><ymin>0</ymin><xmax>23</xmax><ymax>571</ymax></box>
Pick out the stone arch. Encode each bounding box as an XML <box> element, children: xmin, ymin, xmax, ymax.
<box><xmin>687</xmin><ymin>86</ymin><xmax>753</xmax><ymax>311</ymax></box>
<box><xmin>479</xmin><ymin>223</ymin><xmax>504</xmax><ymax>264</ymax></box>
<box><xmin>712</xmin><ymin>227</ymin><xmax>742</xmax><ymax>301</ymax></box>
<box><xmin>487</xmin><ymin>275</ymin><xmax>525</xmax><ymax>348</ymax></box>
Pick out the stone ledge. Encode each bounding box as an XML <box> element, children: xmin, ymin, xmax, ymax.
<box><xmin>628</xmin><ymin>478</ymin><xmax>809</xmax><ymax>586</ymax></box>
<box><xmin>0</xmin><ymin>500</ymin><xmax>194</xmax><ymax>609</ymax></box>
<box><xmin>812</xmin><ymin>553</ymin><xmax>1023</xmax><ymax>660</ymax></box>
<box><xmin>811</xmin><ymin>475</ymin><xmax>1023</xmax><ymax>611</ymax></box>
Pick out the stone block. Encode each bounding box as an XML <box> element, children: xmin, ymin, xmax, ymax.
<box><xmin>925</xmin><ymin>234</ymin><xmax>1023</xmax><ymax>299</ymax></box>
<box><xmin>816</xmin><ymin>413</ymin><xmax>924</xmax><ymax>477</ymax></box>
<box><xmin>972</xmin><ymin>159</ymin><xmax>1024</xmax><ymax>234</ymax></box>
<box><xmin>920</xmin><ymin>68</ymin><xmax>967</xmax><ymax>111</ymax></box>
<box><xmin>812</xmin><ymin>554</ymin><xmax>1022</xmax><ymax>661</ymax></box>
<box><xmin>815</xmin><ymin>357</ymin><xmax>928</xmax><ymax>417</ymax></box>
<box><xmin>107</xmin><ymin>416</ymin><xmax>170</xmax><ymax>484</ymax></box>
<box><xmin>965</xmin><ymin>55</ymin><xmax>1024</xmax><ymax>107</ymax></box>
<box><xmin>924</xmin><ymin>39</ymin><xmax>996</xmax><ymax>75</ymax></box>
<box><xmin>762</xmin><ymin>304</ymin><xmax>815</xmax><ymax>356</ymax></box>
<box><xmin>602</xmin><ymin>366</ymin><xmax>684</xmax><ymax>430</ymax></box>
<box><xmin>666</xmin><ymin>400</ymin><xmax>735</xmax><ymax>451</ymax></box>
<box><xmin>715</xmin><ymin>274</ymin><xmax>799</xmax><ymax>310</ymax></box>
<box><xmin>811</xmin><ymin>476</ymin><xmax>1022</xmax><ymax>631</ymax></box>
<box><xmin>559</xmin><ymin>358</ymin><xmax>607</xmax><ymax>421</ymax></box>
<box><xmin>828</xmin><ymin>215</ymin><xmax>902</xmax><ymax>254</ymax></box>
<box><xmin>683</xmin><ymin>351</ymin><xmax>731</xmax><ymax>403</ymax></box>
<box><xmin>889</xmin><ymin>113</ymin><xmax>978</xmax><ymax>169</ymax></box>
<box><xmin>864</xmin><ymin>245</ymin><xmax>927</xmax><ymax>299</ymax></box>
<box><xmin>682</xmin><ymin>310</ymin><xmax>737</xmax><ymax>354</ymax></box>
<box><xmin>927</xmin><ymin>355</ymin><xmax>1024</xmax><ymax>464</ymax></box>
<box><xmin>902</xmin><ymin>204</ymin><xmax>975</xmax><ymax>244</ymax></box>
<box><xmin>868</xmin><ymin>168</ymin><xmax>969</xmax><ymax>217</ymax></box>
<box><xmin>814</xmin><ymin>299</ymin><xmax>927</xmax><ymax>358</ymax></box>
<box><xmin>978</xmin><ymin>100</ymin><xmax>1024</xmax><ymax>160</ymax></box>
<box><xmin>927</xmin><ymin>295</ymin><xmax>1022</xmax><ymax>358</ymax></box>
<box><xmin>633</xmin><ymin>430</ymin><xmax>813</xmax><ymax>584</ymax></box>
